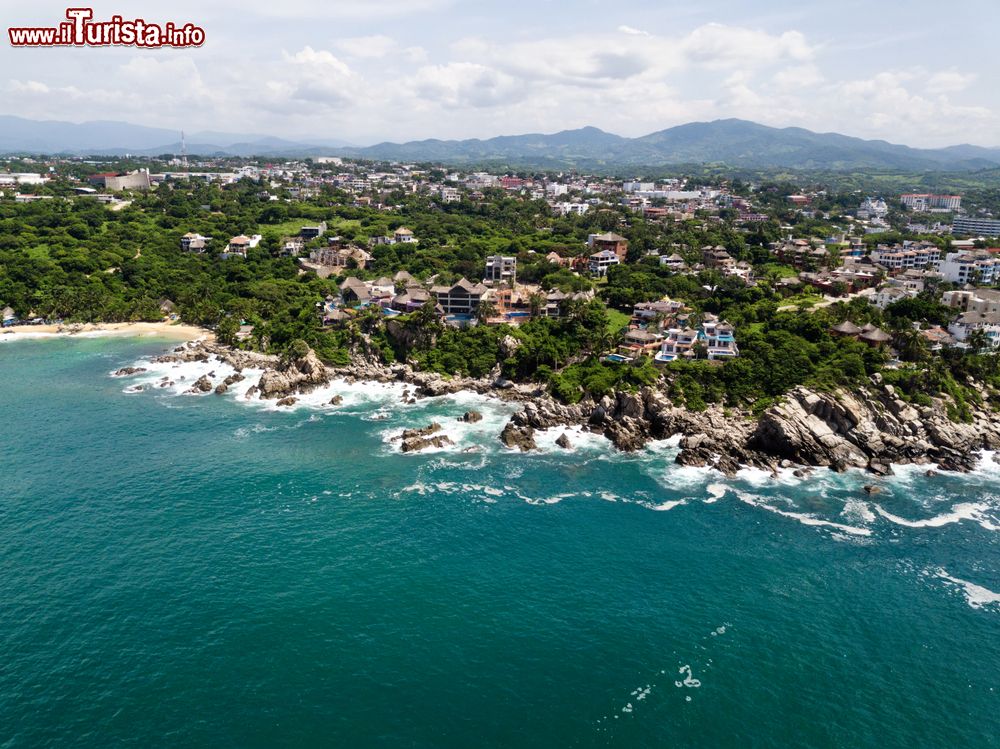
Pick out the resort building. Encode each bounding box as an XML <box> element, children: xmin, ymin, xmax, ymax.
<box><xmin>589</xmin><ymin>232</ymin><xmax>629</xmax><ymax>261</ymax></box>
<box><xmin>430</xmin><ymin>278</ymin><xmax>490</xmax><ymax>315</ymax></box>
<box><xmin>484</xmin><ymin>255</ymin><xmax>517</xmax><ymax>285</ymax></box>
<box><xmin>180</xmin><ymin>232</ymin><xmax>210</xmax><ymax>252</ymax></box>
<box><xmin>938</xmin><ymin>251</ymin><xmax>1000</xmax><ymax>285</ymax></box>
<box><xmin>952</xmin><ymin>217</ymin><xmax>1000</xmax><ymax>237</ymax></box>
<box><xmin>948</xmin><ymin>311</ymin><xmax>1000</xmax><ymax>346</ymax></box>
<box><xmin>222</xmin><ymin>234</ymin><xmax>261</xmax><ymax>259</ymax></box>
<box><xmin>942</xmin><ymin>288</ymin><xmax>1000</xmax><ymax>315</ymax></box>
<box><xmin>588</xmin><ymin>249</ymin><xmax>620</xmax><ymax>276</ymax></box>
<box><xmin>655</xmin><ymin>318</ymin><xmax>739</xmax><ymax>362</ymax></box>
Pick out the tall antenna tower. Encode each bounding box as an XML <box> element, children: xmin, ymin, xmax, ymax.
<box><xmin>181</xmin><ymin>130</ymin><xmax>189</xmax><ymax>173</ymax></box>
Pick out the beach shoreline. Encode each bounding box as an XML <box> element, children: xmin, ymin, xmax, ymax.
<box><xmin>0</xmin><ymin>321</ymin><xmax>212</xmax><ymax>343</ymax></box>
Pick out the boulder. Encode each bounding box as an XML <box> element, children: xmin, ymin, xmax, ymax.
<box><xmin>276</xmin><ymin>396</ymin><xmax>297</xmax><ymax>407</ymax></box>
<box><xmin>214</xmin><ymin>383</ymin><xmax>228</xmax><ymax>395</ymax></box>
<box><xmin>399</xmin><ymin>423</ymin><xmax>442</xmax><ymax>441</ymax></box>
<box><xmin>257</xmin><ymin>348</ymin><xmax>330</xmax><ymax>399</ymax></box>
<box><xmin>459</xmin><ymin>410</ymin><xmax>483</xmax><ymax>423</ymax></box>
<box><xmin>555</xmin><ymin>433</ymin><xmax>573</xmax><ymax>449</ymax></box>
<box><xmin>186</xmin><ymin>375</ymin><xmax>213</xmax><ymax>394</ymax></box>
<box><xmin>401</xmin><ymin>435</ymin><xmax>455</xmax><ymax>453</ymax></box>
<box><xmin>329</xmin><ymin>395</ymin><xmax>344</xmax><ymax>406</ymax></box>
<box><xmin>500</xmin><ymin>422</ymin><xmax>537</xmax><ymax>452</ymax></box>
<box><xmin>113</xmin><ymin>366</ymin><xmax>147</xmax><ymax>377</ymax></box>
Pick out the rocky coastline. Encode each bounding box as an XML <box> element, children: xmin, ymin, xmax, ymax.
<box><xmin>135</xmin><ymin>339</ymin><xmax>1000</xmax><ymax>477</ymax></box>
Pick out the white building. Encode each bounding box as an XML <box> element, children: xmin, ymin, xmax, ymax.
<box><xmin>484</xmin><ymin>255</ymin><xmax>516</xmax><ymax>285</ymax></box>
<box><xmin>953</xmin><ymin>217</ymin><xmax>1000</xmax><ymax>237</ymax></box>
<box><xmin>938</xmin><ymin>251</ymin><xmax>1000</xmax><ymax>285</ymax></box>
<box><xmin>588</xmin><ymin>250</ymin><xmax>620</xmax><ymax>276</ymax></box>
<box><xmin>948</xmin><ymin>311</ymin><xmax>1000</xmax><ymax>346</ymax></box>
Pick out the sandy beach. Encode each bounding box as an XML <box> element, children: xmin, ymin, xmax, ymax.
<box><xmin>0</xmin><ymin>321</ymin><xmax>212</xmax><ymax>342</ymax></box>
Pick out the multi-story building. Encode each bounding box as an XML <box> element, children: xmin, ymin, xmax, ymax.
<box><xmin>938</xmin><ymin>251</ymin><xmax>1000</xmax><ymax>285</ymax></box>
<box><xmin>589</xmin><ymin>232</ymin><xmax>629</xmax><ymax>261</ymax></box>
<box><xmin>871</xmin><ymin>244</ymin><xmax>941</xmax><ymax>271</ymax></box>
<box><xmin>901</xmin><ymin>194</ymin><xmax>962</xmax><ymax>212</ymax></box>
<box><xmin>588</xmin><ymin>250</ymin><xmax>620</xmax><ymax>276</ymax></box>
<box><xmin>948</xmin><ymin>311</ymin><xmax>1000</xmax><ymax>346</ymax></box>
<box><xmin>484</xmin><ymin>255</ymin><xmax>516</xmax><ymax>285</ymax></box>
<box><xmin>941</xmin><ymin>288</ymin><xmax>1000</xmax><ymax>315</ymax></box>
<box><xmin>953</xmin><ymin>217</ymin><xmax>1000</xmax><ymax>237</ymax></box>
<box><xmin>430</xmin><ymin>278</ymin><xmax>490</xmax><ymax>315</ymax></box>
<box><xmin>655</xmin><ymin>318</ymin><xmax>739</xmax><ymax>362</ymax></box>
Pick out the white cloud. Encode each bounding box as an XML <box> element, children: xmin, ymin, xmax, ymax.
<box><xmin>927</xmin><ymin>70</ymin><xmax>976</xmax><ymax>94</ymax></box>
<box><xmin>335</xmin><ymin>35</ymin><xmax>396</xmax><ymax>59</ymax></box>
<box><xmin>618</xmin><ymin>25</ymin><xmax>649</xmax><ymax>36</ymax></box>
<box><xmin>681</xmin><ymin>23</ymin><xmax>814</xmax><ymax>69</ymax></box>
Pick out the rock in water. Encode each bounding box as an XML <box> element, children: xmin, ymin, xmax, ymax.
<box><xmin>186</xmin><ymin>375</ymin><xmax>213</xmax><ymax>394</ymax></box>
<box><xmin>863</xmin><ymin>485</ymin><xmax>881</xmax><ymax>495</ymax></box>
<box><xmin>276</xmin><ymin>396</ymin><xmax>297</xmax><ymax>407</ymax></box>
<box><xmin>329</xmin><ymin>395</ymin><xmax>344</xmax><ymax>406</ymax></box>
<box><xmin>401</xmin><ymin>435</ymin><xmax>455</xmax><ymax>453</ymax></box>
<box><xmin>399</xmin><ymin>423</ymin><xmax>442</xmax><ymax>441</ymax></box>
<box><xmin>113</xmin><ymin>366</ymin><xmax>147</xmax><ymax>377</ymax></box>
<box><xmin>214</xmin><ymin>383</ymin><xmax>229</xmax><ymax>395</ymax></box>
<box><xmin>500</xmin><ymin>422</ymin><xmax>536</xmax><ymax>452</ymax></box>
<box><xmin>460</xmin><ymin>411</ymin><xmax>483</xmax><ymax>423</ymax></box>
<box><xmin>555</xmin><ymin>433</ymin><xmax>572</xmax><ymax>449</ymax></box>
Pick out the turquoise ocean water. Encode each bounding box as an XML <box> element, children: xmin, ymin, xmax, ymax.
<box><xmin>0</xmin><ymin>336</ymin><xmax>997</xmax><ymax>748</ymax></box>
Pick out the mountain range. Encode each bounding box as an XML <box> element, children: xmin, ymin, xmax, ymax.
<box><xmin>2</xmin><ymin>115</ymin><xmax>999</xmax><ymax>172</ymax></box>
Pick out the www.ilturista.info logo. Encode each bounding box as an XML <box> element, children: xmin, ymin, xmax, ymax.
<box><xmin>8</xmin><ymin>8</ymin><xmax>205</xmax><ymax>48</ymax></box>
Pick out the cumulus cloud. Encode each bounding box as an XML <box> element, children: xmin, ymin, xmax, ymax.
<box><xmin>0</xmin><ymin>7</ymin><xmax>994</xmax><ymax>148</ymax></box>
<box><xmin>927</xmin><ymin>70</ymin><xmax>976</xmax><ymax>94</ymax></box>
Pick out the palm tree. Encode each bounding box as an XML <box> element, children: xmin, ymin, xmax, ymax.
<box><xmin>528</xmin><ymin>293</ymin><xmax>546</xmax><ymax>319</ymax></box>
<box><xmin>967</xmin><ymin>328</ymin><xmax>991</xmax><ymax>355</ymax></box>
<box><xmin>894</xmin><ymin>327</ymin><xmax>928</xmax><ymax>363</ymax></box>
<box><xmin>475</xmin><ymin>299</ymin><xmax>497</xmax><ymax>324</ymax></box>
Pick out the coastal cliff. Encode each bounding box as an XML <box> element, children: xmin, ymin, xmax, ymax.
<box><xmin>145</xmin><ymin>340</ymin><xmax>1000</xmax><ymax>476</ymax></box>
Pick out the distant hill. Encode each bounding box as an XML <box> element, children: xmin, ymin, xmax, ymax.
<box><xmin>343</xmin><ymin>119</ymin><xmax>1000</xmax><ymax>172</ymax></box>
<box><xmin>1</xmin><ymin>115</ymin><xmax>998</xmax><ymax>172</ymax></box>
<box><xmin>0</xmin><ymin>116</ymin><xmax>353</xmax><ymax>157</ymax></box>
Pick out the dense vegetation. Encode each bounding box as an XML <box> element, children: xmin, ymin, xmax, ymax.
<box><xmin>2</xmin><ymin>167</ymin><xmax>999</xmax><ymax>420</ymax></box>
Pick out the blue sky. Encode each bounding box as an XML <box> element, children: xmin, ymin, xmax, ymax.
<box><xmin>3</xmin><ymin>0</ymin><xmax>997</xmax><ymax>147</ymax></box>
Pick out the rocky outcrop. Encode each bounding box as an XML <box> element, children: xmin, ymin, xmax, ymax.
<box><xmin>394</xmin><ymin>423</ymin><xmax>455</xmax><ymax>453</ymax></box>
<box><xmin>276</xmin><ymin>396</ymin><xmax>297</xmax><ymax>407</ymax></box>
<box><xmin>186</xmin><ymin>375</ymin><xmax>214</xmax><ymax>394</ymax></box>
<box><xmin>500</xmin><ymin>423</ymin><xmax>537</xmax><ymax>452</ymax></box>
<box><xmin>257</xmin><ymin>349</ymin><xmax>329</xmax><ymax>400</ymax></box>
<box><xmin>497</xmin><ymin>378</ymin><xmax>1000</xmax><ymax>476</ymax></box>
<box><xmin>459</xmin><ymin>410</ymin><xmax>483</xmax><ymax>423</ymax></box>
<box><xmin>113</xmin><ymin>366</ymin><xmax>147</xmax><ymax>377</ymax></box>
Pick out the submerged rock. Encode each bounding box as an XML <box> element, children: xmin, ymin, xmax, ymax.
<box><xmin>113</xmin><ymin>366</ymin><xmax>147</xmax><ymax>377</ymax></box>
